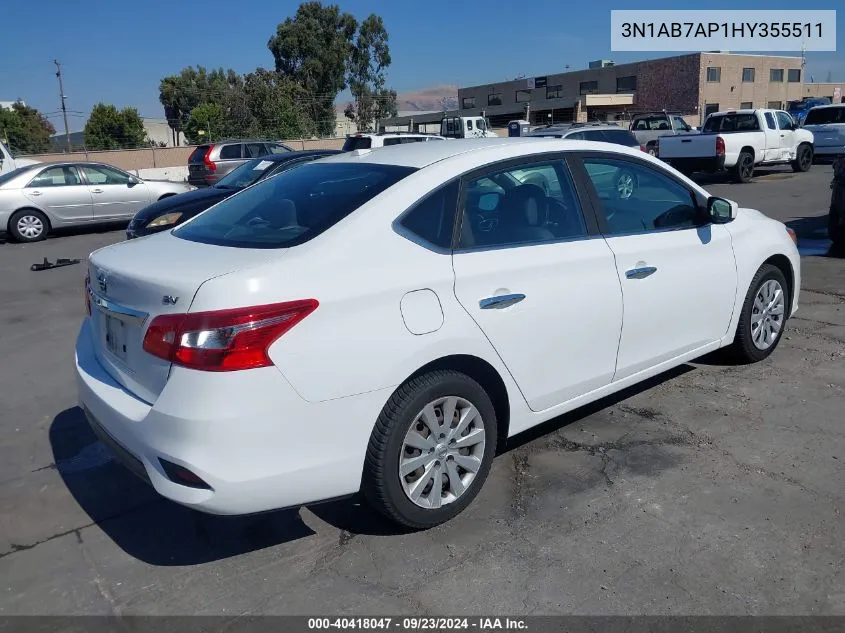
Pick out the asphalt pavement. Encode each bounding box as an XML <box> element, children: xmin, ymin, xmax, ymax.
<box><xmin>0</xmin><ymin>163</ymin><xmax>842</xmax><ymax>615</ymax></box>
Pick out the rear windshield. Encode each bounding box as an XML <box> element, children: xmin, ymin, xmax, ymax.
<box><xmin>174</xmin><ymin>162</ymin><xmax>416</xmax><ymax>248</ymax></box>
<box><xmin>189</xmin><ymin>146</ymin><xmax>210</xmax><ymax>163</ymax></box>
<box><xmin>214</xmin><ymin>158</ymin><xmax>278</xmax><ymax>189</ymax></box>
<box><xmin>342</xmin><ymin>136</ymin><xmax>372</xmax><ymax>151</ymax></box>
<box><xmin>804</xmin><ymin>107</ymin><xmax>845</xmax><ymax>125</ymax></box>
<box><xmin>703</xmin><ymin>113</ymin><xmax>760</xmax><ymax>133</ymax></box>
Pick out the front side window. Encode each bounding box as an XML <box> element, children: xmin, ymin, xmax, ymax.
<box><xmin>775</xmin><ymin>111</ymin><xmax>795</xmax><ymax>130</ymax></box>
<box><xmin>245</xmin><ymin>143</ymin><xmax>265</xmax><ymax>158</ymax></box>
<box><xmin>765</xmin><ymin>112</ymin><xmax>777</xmax><ymax>129</ymax></box>
<box><xmin>174</xmin><ymin>163</ymin><xmax>416</xmax><ymax>249</ymax></box>
<box><xmin>582</xmin><ymin>157</ymin><xmax>699</xmax><ymax>234</ymax></box>
<box><xmin>398</xmin><ymin>180</ymin><xmax>459</xmax><ymax>249</ymax></box>
<box><xmin>80</xmin><ymin>164</ymin><xmax>132</xmax><ymax>185</ymax></box>
<box><xmin>219</xmin><ymin>144</ymin><xmax>242</xmax><ymax>159</ymax></box>
<box><xmin>27</xmin><ymin>165</ymin><xmax>83</xmax><ymax>188</ymax></box>
<box><xmin>458</xmin><ymin>160</ymin><xmax>587</xmax><ymax>249</ymax></box>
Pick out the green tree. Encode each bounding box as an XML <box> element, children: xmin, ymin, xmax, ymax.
<box><xmin>344</xmin><ymin>14</ymin><xmax>396</xmax><ymax>132</ymax></box>
<box><xmin>268</xmin><ymin>1</ymin><xmax>357</xmax><ymax>136</ymax></box>
<box><xmin>83</xmin><ymin>103</ymin><xmax>147</xmax><ymax>150</ymax></box>
<box><xmin>242</xmin><ymin>69</ymin><xmax>311</xmax><ymax>139</ymax></box>
<box><xmin>0</xmin><ymin>102</ymin><xmax>55</xmax><ymax>154</ymax></box>
<box><xmin>184</xmin><ymin>103</ymin><xmax>226</xmax><ymax>144</ymax></box>
<box><xmin>159</xmin><ymin>66</ymin><xmax>244</xmax><ymax>142</ymax></box>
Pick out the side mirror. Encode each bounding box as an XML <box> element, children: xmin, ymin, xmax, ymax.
<box><xmin>128</xmin><ymin>175</ymin><xmax>141</xmax><ymax>185</ymax></box>
<box><xmin>707</xmin><ymin>196</ymin><xmax>738</xmax><ymax>223</ymax></box>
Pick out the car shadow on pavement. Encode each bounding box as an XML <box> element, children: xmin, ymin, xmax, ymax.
<box><xmin>50</xmin><ymin>364</ymin><xmax>712</xmax><ymax>556</ymax></box>
<box><xmin>50</xmin><ymin>407</ymin><xmax>316</xmax><ymax>566</ymax></box>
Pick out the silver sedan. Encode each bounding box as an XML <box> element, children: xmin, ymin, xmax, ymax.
<box><xmin>0</xmin><ymin>162</ymin><xmax>194</xmax><ymax>242</ymax></box>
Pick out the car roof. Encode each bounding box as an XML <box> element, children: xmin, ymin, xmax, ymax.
<box><xmin>808</xmin><ymin>103</ymin><xmax>845</xmax><ymax>110</ymax></box>
<box><xmin>318</xmin><ymin>137</ymin><xmax>645</xmax><ymax>169</ymax></box>
<box><xmin>528</xmin><ymin>125</ymin><xmax>628</xmax><ymax>136</ymax></box>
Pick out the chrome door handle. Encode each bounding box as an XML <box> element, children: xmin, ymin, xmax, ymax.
<box><xmin>479</xmin><ymin>294</ymin><xmax>525</xmax><ymax>309</ymax></box>
<box><xmin>625</xmin><ymin>266</ymin><xmax>657</xmax><ymax>279</ymax></box>
<box><xmin>91</xmin><ymin>188</ymin><xmax>104</xmax><ymax>194</ymax></box>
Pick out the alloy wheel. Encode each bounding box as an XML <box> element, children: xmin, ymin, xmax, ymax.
<box><xmin>399</xmin><ymin>396</ymin><xmax>486</xmax><ymax>509</ymax></box>
<box><xmin>750</xmin><ymin>279</ymin><xmax>785</xmax><ymax>350</ymax></box>
<box><xmin>616</xmin><ymin>172</ymin><xmax>635</xmax><ymax>199</ymax></box>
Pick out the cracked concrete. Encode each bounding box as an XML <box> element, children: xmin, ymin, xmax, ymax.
<box><xmin>0</xmin><ymin>166</ymin><xmax>843</xmax><ymax>615</ymax></box>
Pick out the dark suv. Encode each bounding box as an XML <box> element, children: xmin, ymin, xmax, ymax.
<box><xmin>188</xmin><ymin>139</ymin><xmax>293</xmax><ymax>187</ymax></box>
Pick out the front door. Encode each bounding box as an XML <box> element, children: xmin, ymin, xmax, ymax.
<box><xmin>23</xmin><ymin>165</ymin><xmax>93</xmax><ymax>223</ymax></box>
<box><xmin>578</xmin><ymin>154</ymin><xmax>738</xmax><ymax>380</ymax></box>
<box><xmin>451</xmin><ymin>156</ymin><xmax>623</xmax><ymax>412</ymax></box>
<box><xmin>775</xmin><ymin>111</ymin><xmax>796</xmax><ymax>161</ymax></box>
<box><xmin>79</xmin><ymin>164</ymin><xmax>151</xmax><ymax>220</ymax></box>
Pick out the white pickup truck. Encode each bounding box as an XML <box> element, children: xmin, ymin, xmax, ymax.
<box><xmin>0</xmin><ymin>140</ymin><xmax>40</xmax><ymax>177</ymax></box>
<box><xmin>657</xmin><ymin>108</ymin><xmax>815</xmax><ymax>183</ymax></box>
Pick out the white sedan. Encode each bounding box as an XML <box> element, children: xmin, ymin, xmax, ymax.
<box><xmin>75</xmin><ymin>138</ymin><xmax>800</xmax><ymax>528</ymax></box>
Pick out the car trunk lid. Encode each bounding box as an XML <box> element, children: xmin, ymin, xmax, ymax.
<box><xmin>87</xmin><ymin>232</ymin><xmax>283</xmax><ymax>403</ymax></box>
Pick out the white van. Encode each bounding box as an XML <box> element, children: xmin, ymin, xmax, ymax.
<box><xmin>803</xmin><ymin>104</ymin><xmax>845</xmax><ymax>159</ymax></box>
<box><xmin>0</xmin><ymin>140</ymin><xmax>40</xmax><ymax>176</ymax></box>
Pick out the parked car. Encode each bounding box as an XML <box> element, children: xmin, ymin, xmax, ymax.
<box><xmin>787</xmin><ymin>97</ymin><xmax>832</xmax><ymax>125</ymax></box>
<box><xmin>802</xmin><ymin>104</ymin><xmax>845</xmax><ymax>161</ymax></box>
<box><xmin>527</xmin><ymin>124</ymin><xmax>645</xmax><ymax>198</ymax></box>
<box><xmin>342</xmin><ymin>132</ymin><xmax>446</xmax><ymax>151</ymax></box>
<box><xmin>629</xmin><ymin>112</ymin><xmax>699</xmax><ymax>155</ymax></box>
<box><xmin>439</xmin><ymin>116</ymin><xmax>498</xmax><ymax>139</ymax></box>
<box><xmin>0</xmin><ymin>162</ymin><xmax>193</xmax><ymax>242</ymax></box>
<box><xmin>657</xmin><ymin>108</ymin><xmax>815</xmax><ymax>182</ymax></box>
<box><xmin>0</xmin><ymin>139</ymin><xmax>40</xmax><ymax>177</ymax></box>
<box><xmin>77</xmin><ymin>138</ymin><xmax>800</xmax><ymax>528</ymax></box>
<box><xmin>127</xmin><ymin>150</ymin><xmax>340</xmax><ymax>239</ymax></box>
<box><xmin>187</xmin><ymin>140</ymin><xmax>294</xmax><ymax>187</ymax></box>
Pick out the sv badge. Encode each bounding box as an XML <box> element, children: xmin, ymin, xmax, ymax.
<box><xmin>162</xmin><ymin>295</ymin><xmax>179</xmax><ymax>306</ymax></box>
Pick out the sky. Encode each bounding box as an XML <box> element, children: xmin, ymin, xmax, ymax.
<box><xmin>1</xmin><ymin>0</ymin><xmax>842</xmax><ymax>133</ymax></box>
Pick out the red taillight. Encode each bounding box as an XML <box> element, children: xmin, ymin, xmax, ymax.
<box><xmin>203</xmin><ymin>146</ymin><xmax>216</xmax><ymax>172</ymax></box>
<box><xmin>640</xmin><ymin>145</ymin><xmax>647</xmax><ymax>152</ymax></box>
<box><xmin>716</xmin><ymin>136</ymin><xmax>725</xmax><ymax>156</ymax></box>
<box><xmin>142</xmin><ymin>300</ymin><xmax>318</xmax><ymax>372</ymax></box>
<box><xmin>84</xmin><ymin>272</ymin><xmax>91</xmax><ymax>316</ymax></box>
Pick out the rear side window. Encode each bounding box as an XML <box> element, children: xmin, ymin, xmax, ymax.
<box><xmin>703</xmin><ymin>113</ymin><xmax>760</xmax><ymax>132</ymax></box>
<box><xmin>174</xmin><ymin>163</ymin><xmax>416</xmax><ymax>249</ymax></box>
<box><xmin>244</xmin><ymin>143</ymin><xmax>265</xmax><ymax>158</ymax></box>
<box><xmin>765</xmin><ymin>113</ymin><xmax>777</xmax><ymax>129</ymax></box>
<box><xmin>398</xmin><ymin>180</ymin><xmax>459</xmax><ymax>249</ymax></box>
<box><xmin>219</xmin><ymin>144</ymin><xmax>242</xmax><ymax>159</ymax></box>
<box><xmin>265</xmin><ymin>143</ymin><xmax>292</xmax><ymax>154</ymax></box>
<box><xmin>342</xmin><ymin>136</ymin><xmax>372</xmax><ymax>151</ymax></box>
<box><xmin>189</xmin><ymin>146</ymin><xmax>210</xmax><ymax>163</ymax></box>
<box><xmin>804</xmin><ymin>107</ymin><xmax>845</xmax><ymax>125</ymax></box>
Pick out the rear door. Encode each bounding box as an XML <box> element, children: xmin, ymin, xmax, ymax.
<box><xmin>575</xmin><ymin>152</ymin><xmax>737</xmax><ymax>380</ymax></box>
<box><xmin>23</xmin><ymin>165</ymin><xmax>93</xmax><ymax>223</ymax></box>
<box><xmin>79</xmin><ymin>164</ymin><xmax>151</xmax><ymax>220</ymax></box>
<box><xmin>451</xmin><ymin>154</ymin><xmax>623</xmax><ymax>412</ymax></box>
<box><xmin>762</xmin><ymin>112</ymin><xmax>782</xmax><ymax>161</ymax></box>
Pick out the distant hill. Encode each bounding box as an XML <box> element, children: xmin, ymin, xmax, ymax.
<box><xmin>396</xmin><ymin>85</ymin><xmax>458</xmax><ymax>112</ymax></box>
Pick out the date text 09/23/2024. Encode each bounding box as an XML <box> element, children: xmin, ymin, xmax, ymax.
<box><xmin>307</xmin><ymin>618</ymin><xmax>527</xmax><ymax>630</ymax></box>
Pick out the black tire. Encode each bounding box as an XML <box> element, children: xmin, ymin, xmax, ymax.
<box><xmin>732</xmin><ymin>151</ymin><xmax>754</xmax><ymax>183</ymax></box>
<box><xmin>791</xmin><ymin>143</ymin><xmax>813</xmax><ymax>172</ymax></box>
<box><xmin>9</xmin><ymin>209</ymin><xmax>49</xmax><ymax>242</ymax></box>
<box><xmin>362</xmin><ymin>370</ymin><xmax>498</xmax><ymax>529</ymax></box>
<box><xmin>646</xmin><ymin>143</ymin><xmax>657</xmax><ymax>156</ymax></box>
<box><xmin>730</xmin><ymin>264</ymin><xmax>789</xmax><ymax>363</ymax></box>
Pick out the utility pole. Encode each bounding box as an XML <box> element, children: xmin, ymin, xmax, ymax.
<box><xmin>54</xmin><ymin>60</ymin><xmax>71</xmax><ymax>153</ymax></box>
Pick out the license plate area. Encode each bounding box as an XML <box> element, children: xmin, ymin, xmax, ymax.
<box><xmin>103</xmin><ymin>314</ymin><xmax>128</xmax><ymax>362</ymax></box>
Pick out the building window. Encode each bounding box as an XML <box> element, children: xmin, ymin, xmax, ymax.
<box><xmin>515</xmin><ymin>89</ymin><xmax>531</xmax><ymax>103</ymax></box>
<box><xmin>704</xmin><ymin>103</ymin><xmax>720</xmax><ymax>117</ymax></box>
<box><xmin>579</xmin><ymin>81</ymin><xmax>598</xmax><ymax>95</ymax></box>
<box><xmin>742</xmin><ymin>68</ymin><xmax>755</xmax><ymax>82</ymax></box>
<box><xmin>770</xmin><ymin>69</ymin><xmax>784</xmax><ymax>82</ymax></box>
<box><xmin>740</xmin><ymin>102</ymin><xmax>753</xmax><ymax>109</ymax></box>
<box><xmin>616</xmin><ymin>76</ymin><xmax>637</xmax><ymax>93</ymax></box>
<box><xmin>768</xmin><ymin>100</ymin><xmax>783</xmax><ymax>109</ymax></box>
<box><xmin>788</xmin><ymin>69</ymin><xmax>801</xmax><ymax>83</ymax></box>
<box><xmin>487</xmin><ymin>93</ymin><xmax>502</xmax><ymax>106</ymax></box>
<box><xmin>706</xmin><ymin>67</ymin><xmax>721</xmax><ymax>82</ymax></box>
<box><xmin>461</xmin><ymin>97</ymin><xmax>475</xmax><ymax>109</ymax></box>
<box><xmin>546</xmin><ymin>85</ymin><xmax>562</xmax><ymax>99</ymax></box>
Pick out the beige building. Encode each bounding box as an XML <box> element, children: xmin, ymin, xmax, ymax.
<box><xmin>441</xmin><ymin>53</ymin><xmax>844</xmax><ymax>128</ymax></box>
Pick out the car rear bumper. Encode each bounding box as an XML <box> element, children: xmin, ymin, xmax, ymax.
<box><xmin>665</xmin><ymin>155</ymin><xmax>726</xmax><ymax>173</ymax></box>
<box><xmin>74</xmin><ymin>318</ymin><xmax>391</xmax><ymax>515</ymax></box>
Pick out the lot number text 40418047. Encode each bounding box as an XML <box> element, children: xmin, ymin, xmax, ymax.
<box><xmin>307</xmin><ymin>618</ymin><xmax>528</xmax><ymax>630</ymax></box>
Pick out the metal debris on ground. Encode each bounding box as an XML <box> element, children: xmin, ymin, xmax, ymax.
<box><xmin>30</xmin><ymin>257</ymin><xmax>81</xmax><ymax>272</ymax></box>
